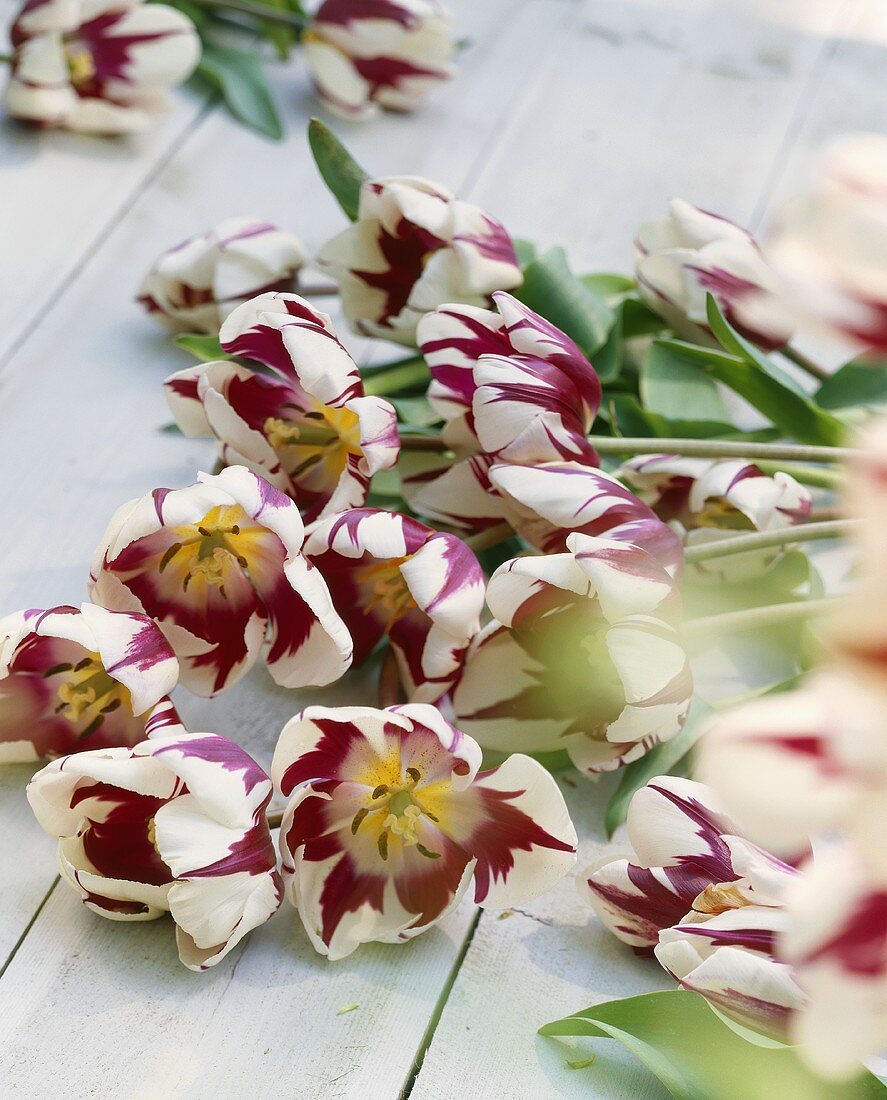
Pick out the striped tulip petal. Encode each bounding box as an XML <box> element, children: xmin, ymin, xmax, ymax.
<box><xmin>271</xmin><ymin>704</ymin><xmax>576</xmax><ymax>959</ymax></box>
<box><xmin>489</xmin><ymin>460</ymin><xmax>683</xmax><ymax>571</ymax></box>
<box><xmin>453</xmin><ymin>541</ymin><xmax>689</xmax><ymax>774</ymax></box>
<box><xmin>656</xmin><ymin>910</ymin><xmax>805</xmax><ymax>1040</ymax></box>
<box><xmin>304</xmin><ymin>0</ymin><xmax>456</xmax><ymax>121</ymax></box>
<box><xmin>304</xmin><ymin>508</ymin><xmax>483</xmax><ymax>701</ymax></box>
<box><xmin>89</xmin><ymin>465</ymin><xmax>352</xmax><ymax>696</ymax></box>
<box><xmin>0</xmin><ymin>604</ymin><xmax>179</xmax><ymax>763</ymax></box>
<box><xmin>138</xmin><ymin>219</ymin><xmax>306</xmax><ymax>334</ymax></box>
<box><xmin>781</xmin><ymin>844</ymin><xmax>887</xmax><ymax>1079</ymax></box>
<box><xmin>27</xmin><ymin>731</ymin><xmax>281</xmax><ymax>970</ymax></box>
<box><xmin>317</xmin><ymin>176</ymin><xmax>521</xmax><ymax>345</ymax></box>
<box><xmin>7</xmin><ymin>0</ymin><xmax>200</xmax><ymax>134</ymax></box>
<box><xmin>165</xmin><ymin>306</ymin><xmax>399</xmax><ymax>522</ymax></box>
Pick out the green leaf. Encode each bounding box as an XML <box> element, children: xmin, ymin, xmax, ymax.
<box><xmin>389</xmin><ymin>396</ymin><xmax>441</xmax><ymax>427</ymax></box>
<box><xmin>604</xmin><ymin>394</ymin><xmax>777</xmax><ymax>442</ymax></box>
<box><xmin>197</xmin><ymin>43</ymin><xmax>283</xmax><ymax>140</ymax></box>
<box><xmin>174</xmin><ymin>333</ymin><xmax>230</xmax><ymax>361</ymax></box>
<box><xmin>512</xmin><ymin>238</ymin><xmax>538</xmax><ymax>267</ymax></box>
<box><xmin>605</xmin><ymin>698</ymin><xmax>714</xmax><ymax>837</ymax></box>
<box><xmin>703</xmin><ymin>298</ymin><xmax>846</xmax><ymax>446</ymax></box>
<box><xmin>515</xmin><ymin>247</ymin><xmax>614</xmax><ymax>357</ymax></box>
<box><xmin>540</xmin><ymin>990</ymin><xmax>887</xmax><ymax>1100</ymax></box>
<box><xmin>816</xmin><ymin>358</ymin><xmax>887</xmax><ymax>410</ymax></box>
<box><xmin>641</xmin><ymin>342</ymin><xmax>730</xmax><ymax>423</ymax></box>
<box><xmin>580</xmin><ymin>273</ymin><xmax>636</xmax><ymax>299</ymax></box>
<box><xmin>308</xmin><ymin>119</ymin><xmax>370</xmax><ymax>222</ymax></box>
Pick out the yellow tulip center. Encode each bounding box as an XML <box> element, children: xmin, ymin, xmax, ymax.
<box><xmin>158</xmin><ymin>505</ymin><xmax>266</xmax><ymax>600</ymax></box>
<box><xmin>693</xmin><ymin>881</ymin><xmax>752</xmax><ymax>916</ymax></box>
<box><xmin>263</xmin><ymin>406</ymin><xmax>362</xmax><ymax>480</ymax></box>
<box><xmin>354</xmin><ymin>557</ymin><xmax>417</xmax><ymax>631</ymax></box>
<box><xmin>351</xmin><ymin>766</ymin><xmax>441</xmax><ymax>862</ymax></box>
<box><xmin>66</xmin><ymin>44</ymin><xmax>96</xmax><ymax>88</ymax></box>
<box><xmin>52</xmin><ymin>653</ymin><xmax>129</xmax><ymax>738</ymax></box>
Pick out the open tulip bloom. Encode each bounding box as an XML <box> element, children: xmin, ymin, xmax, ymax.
<box><xmin>618</xmin><ymin>454</ymin><xmax>812</xmax><ymax>581</ymax></box>
<box><xmin>89</xmin><ymin>465</ymin><xmax>352</xmax><ymax>696</ymax></box>
<box><xmin>634</xmin><ymin>198</ymin><xmax>792</xmax><ymax>350</ymax></box>
<box><xmin>271</xmin><ymin>703</ymin><xmax>577</xmax><ymax>960</ymax></box>
<box><xmin>303</xmin><ymin>0</ymin><xmax>456</xmax><ymax>121</ymax></box>
<box><xmin>28</xmin><ymin>729</ymin><xmax>282</xmax><ymax>970</ymax></box>
<box><xmin>453</xmin><ymin>534</ymin><xmax>692</xmax><ymax>774</ymax></box>
<box><xmin>406</xmin><ymin>293</ymin><xmax>603</xmax><ymax>530</ymax></box>
<box><xmin>165</xmin><ymin>293</ymin><xmax>400</xmax><ymax>520</ymax></box>
<box><xmin>0</xmin><ymin>603</ymin><xmax>179</xmax><ymax>762</ymax></box>
<box><xmin>5</xmin><ymin>0</ymin><xmax>200</xmax><ymax>134</ymax></box>
<box><xmin>316</xmin><ymin>176</ymin><xmax>522</xmax><ymax>345</ymax></box>
<box><xmin>585</xmin><ymin>776</ymin><xmax>805</xmax><ymax>1042</ymax></box>
<box><xmin>303</xmin><ymin>507</ymin><xmax>484</xmax><ymax>702</ymax></box>
<box><xmin>139</xmin><ymin>220</ymin><xmax>307</xmax><ymax>335</ymax></box>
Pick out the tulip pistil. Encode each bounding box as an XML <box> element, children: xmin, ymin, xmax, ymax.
<box><xmin>350</xmin><ymin>766</ymin><xmax>440</xmax><ymax>860</ymax></box>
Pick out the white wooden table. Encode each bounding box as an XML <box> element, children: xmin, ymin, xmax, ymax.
<box><xmin>1</xmin><ymin>1</ymin><xmax>884</xmax><ymax>1095</ymax></box>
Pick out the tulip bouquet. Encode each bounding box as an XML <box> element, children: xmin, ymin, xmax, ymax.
<box><xmin>4</xmin><ymin>116</ymin><xmax>887</xmax><ymax>1095</ymax></box>
<box><xmin>1</xmin><ymin>0</ymin><xmax>458</xmax><ymax>137</ymax></box>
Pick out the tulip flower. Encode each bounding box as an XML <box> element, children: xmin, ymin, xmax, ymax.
<box><xmin>165</xmin><ymin>293</ymin><xmax>400</xmax><ymax>520</ymax></box>
<box><xmin>405</xmin><ymin>293</ymin><xmax>602</xmax><ymax>529</ymax></box>
<box><xmin>618</xmin><ymin>455</ymin><xmax>811</xmax><ymax>581</ymax></box>
<box><xmin>28</xmin><ymin>729</ymin><xmax>282</xmax><ymax>970</ymax></box>
<box><xmin>755</xmin><ymin>134</ymin><xmax>887</xmax><ymax>352</ymax></box>
<box><xmin>302</xmin><ymin>0</ymin><xmax>456</xmax><ymax>121</ymax></box>
<box><xmin>585</xmin><ymin>776</ymin><xmax>805</xmax><ymax>1040</ymax></box>
<box><xmin>656</xmin><ymin>906</ymin><xmax>805</xmax><ymax>1041</ymax></box>
<box><xmin>316</xmin><ymin>177</ymin><xmax>522</xmax><ymax>345</ymax></box>
<box><xmin>138</xmin><ymin>220</ymin><xmax>307</xmax><ymax>334</ymax></box>
<box><xmin>5</xmin><ymin>0</ymin><xmax>200</xmax><ymax>134</ymax></box>
<box><xmin>0</xmin><ymin>603</ymin><xmax>179</xmax><ymax>763</ymax></box>
<box><xmin>488</xmin><ymin>460</ymin><xmax>683</xmax><ymax>573</ymax></box>
<box><xmin>89</xmin><ymin>465</ymin><xmax>352</xmax><ymax>697</ymax></box>
<box><xmin>453</xmin><ymin>534</ymin><xmax>692</xmax><ymax>774</ymax></box>
<box><xmin>780</xmin><ymin>843</ymin><xmax>887</xmax><ymax>1079</ymax></box>
<box><xmin>635</xmin><ymin>198</ymin><xmax>792</xmax><ymax>350</ymax></box>
<box><xmin>271</xmin><ymin>703</ymin><xmax>577</xmax><ymax>959</ymax></box>
<box><xmin>303</xmin><ymin>507</ymin><xmax>483</xmax><ymax>702</ymax></box>
<box><xmin>698</xmin><ymin>670</ymin><xmax>887</xmax><ymax>863</ymax></box>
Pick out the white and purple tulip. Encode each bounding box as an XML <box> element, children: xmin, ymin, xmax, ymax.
<box><xmin>780</xmin><ymin>842</ymin><xmax>887</xmax><ymax>1079</ymax></box>
<box><xmin>316</xmin><ymin>177</ymin><xmax>522</xmax><ymax>345</ymax></box>
<box><xmin>303</xmin><ymin>0</ymin><xmax>456</xmax><ymax>121</ymax></box>
<box><xmin>27</xmin><ymin>730</ymin><xmax>282</xmax><ymax>970</ymax></box>
<box><xmin>489</xmin><ymin>460</ymin><xmax>684</xmax><ymax>573</ymax></box>
<box><xmin>88</xmin><ymin>465</ymin><xmax>353</xmax><ymax>697</ymax></box>
<box><xmin>138</xmin><ymin>220</ymin><xmax>307</xmax><ymax>334</ymax></box>
<box><xmin>756</xmin><ymin>134</ymin><xmax>887</xmax><ymax>353</ymax></box>
<box><xmin>452</xmin><ymin>534</ymin><xmax>692</xmax><ymax>775</ymax></box>
<box><xmin>303</xmin><ymin>507</ymin><xmax>484</xmax><ymax>703</ymax></box>
<box><xmin>5</xmin><ymin>0</ymin><xmax>200</xmax><ymax>134</ymax></box>
<box><xmin>697</xmin><ymin>675</ymin><xmax>887</xmax><ymax>867</ymax></box>
<box><xmin>271</xmin><ymin>703</ymin><xmax>577</xmax><ymax>960</ymax></box>
<box><xmin>0</xmin><ymin>603</ymin><xmax>179</xmax><ymax>763</ymax></box>
<box><xmin>585</xmin><ymin>776</ymin><xmax>805</xmax><ymax>1041</ymax></box>
<box><xmin>405</xmin><ymin>293</ymin><xmax>603</xmax><ymax>530</ymax></box>
<box><xmin>635</xmin><ymin>198</ymin><xmax>792</xmax><ymax>350</ymax></box>
<box><xmin>619</xmin><ymin>455</ymin><xmax>812</xmax><ymax>582</ymax></box>
<box><xmin>165</xmin><ymin>293</ymin><xmax>400</xmax><ymax>520</ymax></box>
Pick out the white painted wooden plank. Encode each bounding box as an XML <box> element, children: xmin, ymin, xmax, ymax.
<box><xmin>0</xmin><ymin>0</ymin><xmax>571</xmax><ymax>1005</ymax></box>
<box><xmin>464</xmin><ymin>0</ymin><xmax>848</xmax><ymax>272</ymax></box>
<box><xmin>0</xmin><ymin>866</ymin><xmax>476</xmax><ymax>1099</ymax></box>
<box><xmin>410</xmin><ymin>777</ymin><xmax>672</xmax><ymax>1100</ymax></box>
<box><xmin>411</xmin><ymin>3</ymin><xmax>869</xmax><ymax>1096</ymax></box>
<box><xmin>0</xmin><ymin>1</ymin><xmax>212</xmax><ymax>361</ymax></box>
